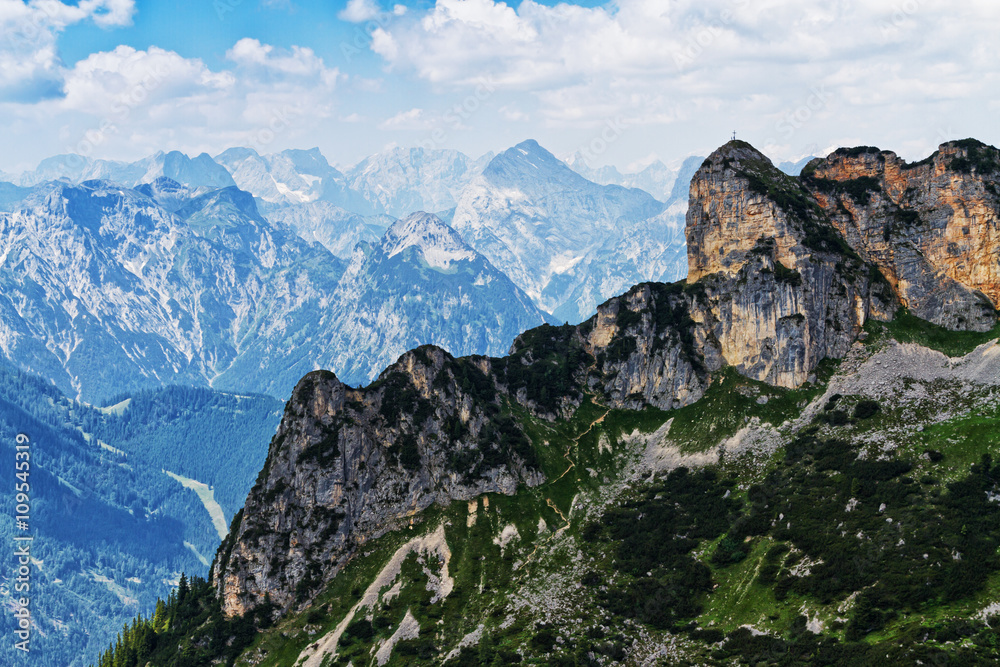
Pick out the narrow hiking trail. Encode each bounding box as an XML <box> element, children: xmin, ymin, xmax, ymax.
<box><xmin>517</xmin><ymin>401</ymin><xmax>611</xmax><ymax>573</ymax></box>
<box><xmin>552</xmin><ymin>407</ymin><xmax>609</xmax><ymax>484</ymax></box>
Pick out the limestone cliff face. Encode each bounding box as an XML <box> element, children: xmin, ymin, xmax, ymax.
<box><xmin>687</xmin><ymin>142</ymin><xmax>810</xmax><ymax>282</ymax></box>
<box><xmin>582</xmin><ymin>281</ymin><xmax>714</xmax><ymax>410</ymax></box>
<box><xmin>683</xmin><ymin>141</ymin><xmax>896</xmax><ymax>388</ymax></box>
<box><xmin>212</xmin><ymin>309</ymin><xmax>731</xmax><ymax>616</ymax></box>
<box><xmin>212</xmin><ymin>139</ymin><xmax>999</xmax><ymax>621</ymax></box>
<box><xmin>803</xmin><ymin>141</ymin><xmax>1000</xmax><ymax>331</ymax></box>
<box><xmin>213</xmin><ymin>349</ymin><xmax>543</xmax><ymax>616</ymax></box>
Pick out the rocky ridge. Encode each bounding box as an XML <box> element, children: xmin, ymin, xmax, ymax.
<box><xmin>802</xmin><ymin>140</ymin><xmax>1000</xmax><ymax>331</ymax></box>
<box><xmin>213</xmin><ymin>347</ymin><xmax>546</xmax><ymax>615</ymax></box>
<box><xmin>96</xmin><ymin>140</ymin><xmax>1000</xmax><ymax>667</ymax></box>
<box><xmin>214</xmin><ymin>140</ymin><xmax>977</xmax><ymax>617</ymax></box>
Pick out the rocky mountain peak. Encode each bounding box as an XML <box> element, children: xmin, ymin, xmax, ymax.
<box><xmin>683</xmin><ymin>140</ymin><xmax>898</xmax><ymax>387</ymax></box>
<box><xmin>175</xmin><ymin>186</ymin><xmax>265</xmax><ymax>225</ymax></box>
<box><xmin>803</xmin><ymin>141</ymin><xmax>999</xmax><ymax>331</ymax></box>
<box><xmin>482</xmin><ymin>139</ymin><xmax>584</xmax><ymax>189</ymax></box>
<box><xmin>380</xmin><ymin>212</ymin><xmax>476</xmax><ymax>270</ymax></box>
<box><xmin>686</xmin><ymin>140</ymin><xmax>821</xmax><ymax>283</ymax></box>
<box><xmin>213</xmin><ymin>347</ymin><xmax>543</xmax><ymax>615</ymax></box>
<box><xmin>280</xmin><ymin>147</ymin><xmax>333</xmax><ymax>173</ymax></box>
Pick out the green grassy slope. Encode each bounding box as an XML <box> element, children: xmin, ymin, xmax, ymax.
<box><xmin>95</xmin><ymin>322</ymin><xmax>1000</xmax><ymax>666</ymax></box>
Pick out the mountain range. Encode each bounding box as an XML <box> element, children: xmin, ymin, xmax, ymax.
<box><xmin>0</xmin><ymin>139</ymin><xmax>697</xmax><ymax>666</ymax></box>
<box><xmin>0</xmin><ymin>140</ymin><xmax>698</xmax><ymax>402</ymax></box>
<box><xmin>0</xmin><ymin>177</ymin><xmax>555</xmax><ymax>403</ymax></box>
<box><xmin>16</xmin><ymin>151</ymin><xmax>236</xmax><ymax>190</ymax></box>
<box><xmin>565</xmin><ymin>152</ymin><xmax>679</xmax><ymax>201</ymax></box>
<box><xmin>450</xmin><ymin>140</ymin><xmax>683</xmax><ymax>322</ymax></box>
<box><xmin>90</xmin><ymin>138</ymin><xmax>1000</xmax><ymax>667</ymax></box>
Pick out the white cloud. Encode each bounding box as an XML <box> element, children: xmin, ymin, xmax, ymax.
<box><xmin>498</xmin><ymin>104</ymin><xmax>528</xmax><ymax>122</ymax></box>
<box><xmin>0</xmin><ymin>0</ymin><xmax>136</xmax><ymax>102</ymax></box>
<box><xmin>11</xmin><ymin>39</ymin><xmax>345</xmax><ymax>162</ymax></box>
<box><xmin>368</xmin><ymin>0</ymin><xmax>1000</xmax><ymax>150</ymax></box>
<box><xmin>378</xmin><ymin>108</ymin><xmax>432</xmax><ymax>130</ymax></box>
<box><xmin>3</xmin><ymin>0</ymin><xmax>1000</xmax><ymax>172</ymax></box>
<box><xmin>338</xmin><ymin>0</ymin><xmax>380</xmax><ymax>23</ymax></box>
<box><xmin>62</xmin><ymin>46</ymin><xmax>232</xmax><ymax>115</ymax></box>
<box><xmin>226</xmin><ymin>38</ymin><xmax>341</xmax><ymax>86</ymax></box>
<box><xmin>78</xmin><ymin>0</ymin><xmax>136</xmax><ymax>28</ymax></box>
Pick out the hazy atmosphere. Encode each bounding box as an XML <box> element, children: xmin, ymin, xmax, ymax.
<box><xmin>4</xmin><ymin>2</ymin><xmax>1000</xmax><ymax>666</ymax></box>
<box><xmin>2</xmin><ymin>0</ymin><xmax>998</xmax><ymax>172</ymax></box>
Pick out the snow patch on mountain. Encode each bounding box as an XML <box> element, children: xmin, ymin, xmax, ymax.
<box><xmin>382</xmin><ymin>212</ymin><xmax>476</xmax><ymax>270</ymax></box>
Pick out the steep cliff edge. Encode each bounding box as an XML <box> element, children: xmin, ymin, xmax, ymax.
<box><xmin>213</xmin><ymin>348</ymin><xmax>546</xmax><ymax>615</ymax></box>
<box><xmin>211</xmin><ymin>140</ymin><xmax>1000</xmax><ymax>620</ymax></box>
<box><xmin>212</xmin><ymin>308</ymin><xmax>720</xmax><ymax>616</ymax></box>
<box><xmin>684</xmin><ymin>141</ymin><xmax>896</xmax><ymax>387</ymax></box>
<box><xmin>802</xmin><ymin>140</ymin><xmax>1000</xmax><ymax>331</ymax></box>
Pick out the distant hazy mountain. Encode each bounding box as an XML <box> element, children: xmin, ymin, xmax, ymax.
<box><xmin>557</xmin><ymin>153</ymin><xmax>703</xmax><ymax>321</ymax></box>
<box><xmin>320</xmin><ymin>212</ymin><xmax>556</xmax><ymax>382</ymax></box>
<box><xmin>16</xmin><ymin>151</ymin><xmax>235</xmax><ymax>189</ymax></box>
<box><xmin>555</xmin><ymin>203</ymin><xmax>689</xmax><ymax>322</ymax></box>
<box><xmin>566</xmin><ymin>153</ymin><xmax>679</xmax><ymax>202</ymax></box>
<box><xmin>343</xmin><ymin>147</ymin><xmax>494</xmax><ymax>218</ymax></box>
<box><xmin>778</xmin><ymin>155</ymin><xmax>821</xmax><ymax>175</ymax></box>
<box><xmin>5</xmin><ymin>141</ymin><xmax>698</xmax><ymax>332</ymax></box>
<box><xmin>258</xmin><ymin>200</ymin><xmax>393</xmax><ymax>259</ymax></box>
<box><xmin>0</xmin><ymin>180</ymin><xmax>346</xmax><ymax>401</ymax></box>
<box><xmin>213</xmin><ymin>146</ymin><xmax>373</xmax><ymax>213</ymax></box>
<box><xmin>0</xmin><ymin>181</ymin><xmax>553</xmax><ymax>400</ymax></box>
<box><xmin>451</xmin><ymin>140</ymin><xmax>683</xmax><ymax>322</ymax></box>
<box><xmin>0</xmin><ymin>181</ymin><xmax>33</xmax><ymax>211</ymax></box>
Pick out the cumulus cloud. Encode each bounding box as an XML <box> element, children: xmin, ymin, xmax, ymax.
<box><xmin>368</xmin><ymin>0</ymin><xmax>1000</xmax><ymax>154</ymax></box>
<box><xmin>378</xmin><ymin>108</ymin><xmax>432</xmax><ymax>130</ymax></box>
<box><xmin>0</xmin><ymin>0</ymin><xmax>136</xmax><ymax>102</ymax></box>
<box><xmin>498</xmin><ymin>104</ymin><xmax>529</xmax><ymax>122</ymax></box>
<box><xmin>227</xmin><ymin>38</ymin><xmax>342</xmax><ymax>86</ymax></box>
<box><xmin>4</xmin><ymin>0</ymin><xmax>999</xmax><ymax>170</ymax></box>
<box><xmin>61</xmin><ymin>46</ymin><xmax>232</xmax><ymax>115</ymax></box>
<box><xmin>338</xmin><ymin>0</ymin><xmax>380</xmax><ymax>23</ymax></box>
<box><xmin>17</xmin><ymin>38</ymin><xmax>345</xmax><ymax>162</ymax></box>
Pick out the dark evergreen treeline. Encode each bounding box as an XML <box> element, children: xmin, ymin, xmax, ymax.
<box><xmin>0</xmin><ymin>360</ymin><xmax>282</xmax><ymax>667</ymax></box>
<box><xmin>85</xmin><ymin>385</ymin><xmax>283</xmax><ymax>516</ymax></box>
<box><xmin>93</xmin><ymin>575</ymin><xmax>276</xmax><ymax>667</ymax></box>
<box><xmin>0</xmin><ymin>362</ymin><xmax>208</xmax><ymax>666</ymax></box>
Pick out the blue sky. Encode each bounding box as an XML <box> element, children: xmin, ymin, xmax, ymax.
<box><xmin>0</xmin><ymin>0</ymin><xmax>998</xmax><ymax>173</ymax></box>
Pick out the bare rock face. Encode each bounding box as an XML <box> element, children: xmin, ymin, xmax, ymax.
<box><xmin>213</xmin><ymin>350</ymin><xmax>543</xmax><ymax>616</ymax></box>
<box><xmin>212</xmin><ymin>307</ymin><xmax>733</xmax><ymax>616</ymax></box>
<box><xmin>581</xmin><ymin>282</ymin><xmax>714</xmax><ymax>411</ymax></box>
<box><xmin>683</xmin><ymin>141</ymin><xmax>896</xmax><ymax>388</ymax></box>
<box><xmin>803</xmin><ymin>141</ymin><xmax>1000</xmax><ymax>331</ymax></box>
<box><xmin>687</xmin><ymin>142</ymin><xmax>810</xmax><ymax>282</ymax></box>
<box><xmin>212</xmin><ymin>139</ymin><xmax>999</xmax><ymax>622</ymax></box>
